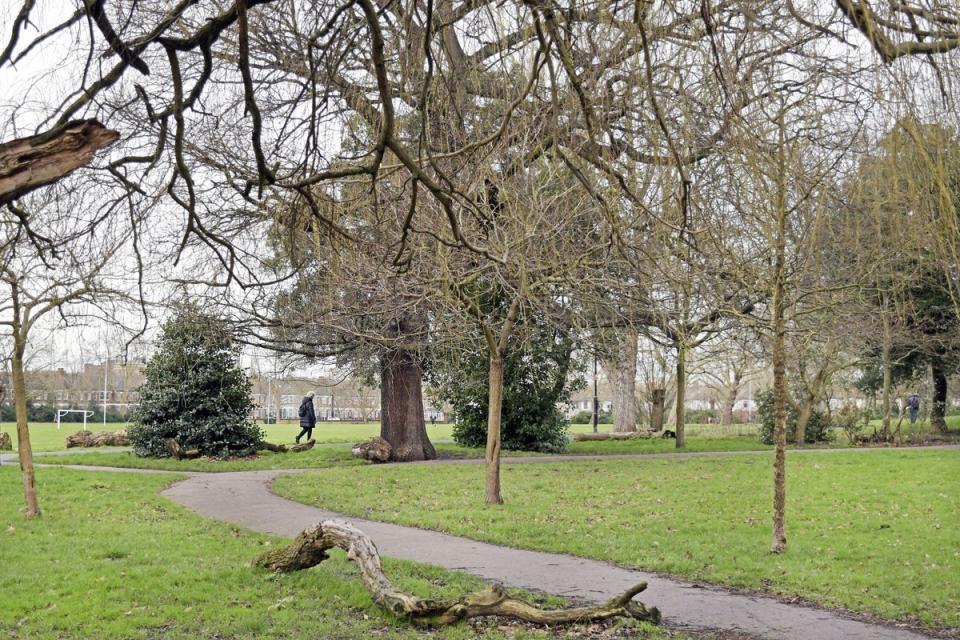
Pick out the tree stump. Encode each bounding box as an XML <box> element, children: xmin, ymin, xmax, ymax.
<box><xmin>65</xmin><ymin>430</ymin><xmax>129</xmax><ymax>448</ymax></box>
<box><xmin>0</xmin><ymin>431</ymin><xmax>11</xmax><ymax>450</ymax></box>
<box><xmin>254</xmin><ymin>520</ymin><xmax>660</xmax><ymax>627</ymax></box>
<box><xmin>352</xmin><ymin>437</ymin><xmax>392</xmax><ymax>463</ymax></box>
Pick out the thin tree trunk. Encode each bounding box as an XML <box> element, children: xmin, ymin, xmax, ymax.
<box><xmin>880</xmin><ymin>294</ymin><xmax>893</xmax><ymax>437</ymax></box>
<box><xmin>12</xmin><ymin>343</ymin><xmax>39</xmax><ymax>517</ymax></box>
<box><xmin>607</xmin><ymin>332</ymin><xmax>638</xmax><ymax>432</ymax></box>
<box><xmin>770</xmin><ymin>110</ymin><xmax>788</xmax><ymax>554</ymax></box>
<box><xmin>380</xmin><ymin>348</ymin><xmax>436</xmax><ymax>462</ymax></box>
<box><xmin>485</xmin><ymin>352</ymin><xmax>504</xmax><ymax>505</ymax></box>
<box><xmin>674</xmin><ymin>342</ymin><xmax>687</xmax><ymax>448</ymax></box>
<box><xmin>650</xmin><ymin>388</ymin><xmax>665</xmax><ymax>432</ymax></box>
<box><xmin>931</xmin><ymin>355</ymin><xmax>948</xmax><ymax>434</ymax></box>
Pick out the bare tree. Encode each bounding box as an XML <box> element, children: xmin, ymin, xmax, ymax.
<box><xmin>0</xmin><ymin>186</ymin><xmax>133</xmax><ymax>516</ymax></box>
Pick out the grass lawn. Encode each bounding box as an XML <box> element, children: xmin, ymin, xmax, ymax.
<box><xmin>35</xmin><ymin>442</ymin><xmax>360</xmax><ymax>472</ymax></box>
<box><xmin>275</xmin><ymin>448</ymin><xmax>960</xmax><ymax>632</ymax></box>
<box><xmin>39</xmin><ymin>436</ymin><xmax>771</xmax><ymax>472</ymax></box>
<box><xmin>0</xmin><ymin>466</ymin><xmax>675</xmax><ymax>639</ymax></box>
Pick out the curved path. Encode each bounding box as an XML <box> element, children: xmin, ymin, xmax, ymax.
<box><xmin>12</xmin><ymin>446</ymin><xmax>957</xmax><ymax>640</ymax></box>
<box><xmin>158</xmin><ymin>450</ymin><xmax>957</xmax><ymax>640</ymax></box>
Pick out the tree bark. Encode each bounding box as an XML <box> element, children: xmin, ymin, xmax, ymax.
<box><xmin>880</xmin><ymin>293</ymin><xmax>893</xmax><ymax>438</ymax></box>
<box><xmin>720</xmin><ymin>383</ymin><xmax>737</xmax><ymax>426</ymax></box>
<box><xmin>255</xmin><ymin>520</ymin><xmax>661</xmax><ymax>627</ymax></box>
<box><xmin>794</xmin><ymin>391</ymin><xmax>815</xmax><ymax>446</ymax></box>
<box><xmin>380</xmin><ymin>347</ymin><xmax>436</xmax><ymax>462</ymax></box>
<box><xmin>930</xmin><ymin>355</ymin><xmax>948</xmax><ymax>434</ymax></box>
<box><xmin>650</xmin><ymin>388</ymin><xmax>666</xmax><ymax>432</ymax></box>
<box><xmin>674</xmin><ymin>342</ymin><xmax>687</xmax><ymax>448</ymax></box>
<box><xmin>12</xmin><ymin>344</ymin><xmax>39</xmax><ymax>517</ymax></box>
<box><xmin>770</xmin><ymin>111</ymin><xmax>788</xmax><ymax>554</ymax></box>
<box><xmin>484</xmin><ymin>352</ymin><xmax>504</xmax><ymax>505</ymax></box>
<box><xmin>605</xmin><ymin>331</ymin><xmax>639</xmax><ymax>432</ymax></box>
<box><xmin>0</xmin><ymin>120</ymin><xmax>119</xmax><ymax>206</ymax></box>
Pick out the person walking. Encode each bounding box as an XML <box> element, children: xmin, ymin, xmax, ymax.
<box><xmin>296</xmin><ymin>392</ymin><xmax>317</xmax><ymax>443</ymax></box>
<box><xmin>907</xmin><ymin>393</ymin><xmax>921</xmax><ymax>425</ymax></box>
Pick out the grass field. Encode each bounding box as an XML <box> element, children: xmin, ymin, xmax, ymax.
<box><xmin>3</xmin><ymin>420</ymin><xmax>758</xmax><ymax>453</ymax></box>
<box><xmin>276</xmin><ymin>448</ymin><xmax>960</xmax><ymax>632</ymax></box>
<box><xmin>0</xmin><ymin>466</ymin><xmax>676</xmax><ymax>639</ymax></box>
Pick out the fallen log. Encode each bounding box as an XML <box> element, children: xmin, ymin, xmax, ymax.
<box><xmin>65</xmin><ymin>430</ymin><xmax>129</xmax><ymax>448</ymax></box>
<box><xmin>254</xmin><ymin>520</ymin><xmax>660</xmax><ymax>627</ymax></box>
<box><xmin>0</xmin><ymin>431</ymin><xmax>11</xmax><ymax>450</ymax></box>
<box><xmin>165</xmin><ymin>438</ymin><xmax>201</xmax><ymax>460</ymax></box>
<box><xmin>290</xmin><ymin>440</ymin><xmax>315</xmax><ymax>452</ymax></box>
<box><xmin>572</xmin><ymin>432</ymin><xmax>648</xmax><ymax>441</ymax></box>
<box><xmin>352</xmin><ymin>436</ymin><xmax>391</xmax><ymax>463</ymax></box>
<box><xmin>258</xmin><ymin>439</ymin><xmax>315</xmax><ymax>454</ymax></box>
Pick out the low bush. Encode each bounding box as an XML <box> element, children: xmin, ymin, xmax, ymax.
<box><xmin>755</xmin><ymin>389</ymin><xmax>833</xmax><ymax>445</ymax></box>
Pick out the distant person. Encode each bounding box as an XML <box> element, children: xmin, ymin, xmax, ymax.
<box><xmin>430</xmin><ymin>414</ymin><xmax>436</xmax><ymax>425</ymax></box>
<box><xmin>296</xmin><ymin>392</ymin><xmax>317</xmax><ymax>443</ymax></box>
<box><xmin>907</xmin><ymin>394</ymin><xmax>921</xmax><ymax>425</ymax></box>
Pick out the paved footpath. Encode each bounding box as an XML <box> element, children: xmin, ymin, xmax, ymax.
<box><xmin>11</xmin><ymin>446</ymin><xmax>957</xmax><ymax>640</ymax></box>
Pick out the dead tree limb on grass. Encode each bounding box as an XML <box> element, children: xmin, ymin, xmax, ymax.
<box><xmin>254</xmin><ymin>520</ymin><xmax>661</xmax><ymax>627</ymax></box>
<box><xmin>258</xmin><ymin>439</ymin><xmax>315</xmax><ymax>453</ymax></box>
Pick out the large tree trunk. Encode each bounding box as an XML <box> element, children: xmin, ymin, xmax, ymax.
<box><xmin>721</xmin><ymin>384</ymin><xmax>737</xmax><ymax>426</ymax></box>
<box><xmin>650</xmin><ymin>388</ymin><xmax>666</xmax><ymax>432</ymax></box>
<box><xmin>484</xmin><ymin>353</ymin><xmax>504</xmax><ymax>505</ymax></box>
<box><xmin>674</xmin><ymin>342</ymin><xmax>687</xmax><ymax>448</ymax></box>
<box><xmin>794</xmin><ymin>391</ymin><xmax>815</xmax><ymax>446</ymax></box>
<box><xmin>931</xmin><ymin>355</ymin><xmax>948</xmax><ymax>434</ymax></box>
<box><xmin>12</xmin><ymin>344</ymin><xmax>39</xmax><ymax>517</ymax></box>
<box><xmin>380</xmin><ymin>348</ymin><xmax>436</xmax><ymax>462</ymax></box>
<box><xmin>605</xmin><ymin>331</ymin><xmax>639</xmax><ymax>432</ymax></box>
<box><xmin>0</xmin><ymin>120</ymin><xmax>119</xmax><ymax>206</ymax></box>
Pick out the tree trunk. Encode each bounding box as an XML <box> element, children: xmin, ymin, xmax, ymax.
<box><xmin>931</xmin><ymin>355</ymin><xmax>948</xmax><ymax>434</ymax></box>
<box><xmin>485</xmin><ymin>353</ymin><xmax>504</xmax><ymax>505</ymax></box>
<box><xmin>794</xmin><ymin>391</ymin><xmax>816</xmax><ymax>446</ymax></box>
<box><xmin>12</xmin><ymin>345</ymin><xmax>39</xmax><ymax>517</ymax></box>
<box><xmin>0</xmin><ymin>120</ymin><xmax>119</xmax><ymax>206</ymax></box>
<box><xmin>650</xmin><ymin>388</ymin><xmax>666</xmax><ymax>432</ymax></box>
<box><xmin>605</xmin><ymin>332</ymin><xmax>639</xmax><ymax>432</ymax></box>
<box><xmin>674</xmin><ymin>343</ymin><xmax>687</xmax><ymax>448</ymax></box>
<box><xmin>380</xmin><ymin>347</ymin><xmax>436</xmax><ymax>462</ymax></box>
<box><xmin>770</xmin><ymin>111</ymin><xmax>788</xmax><ymax>554</ymax></box>
<box><xmin>880</xmin><ymin>293</ymin><xmax>893</xmax><ymax>437</ymax></box>
<box><xmin>721</xmin><ymin>384</ymin><xmax>737</xmax><ymax>426</ymax></box>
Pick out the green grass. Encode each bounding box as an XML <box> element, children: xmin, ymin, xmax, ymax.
<box><xmin>38</xmin><ymin>443</ymin><xmax>360</xmax><ymax>472</ymax></box>
<box><xmin>276</xmin><ymin>449</ymin><xmax>960</xmax><ymax>632</ymax></box>
<box><xmin>40</xmin><ymin>436</ymin><xmax>770</xmax><ymax>472</ymax></box>
<box><xmin>0</xmin><ymin>421</ymin><xmax>459</xmax><ymax>453</ymax></box>
<box><xmin>565</xmin><ymin>436</ymin><xmax>770</xmax><ymax>455</ymax></box>
<box><xmin>0</xmin><ymin>466</ymin><xmax>675</xmax><ymax>639</ymax></box>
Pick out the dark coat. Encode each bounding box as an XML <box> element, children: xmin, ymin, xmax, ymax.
<box><xmin>299</xmin><ymin>397</ymin><xmax>317</xmax><ymax>428</ymax></box>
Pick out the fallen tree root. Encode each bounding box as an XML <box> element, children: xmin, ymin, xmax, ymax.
<box><xmin>254</xmin><ymin>520</ymin><xmax>661</xmax><ymax>627</ymax></box>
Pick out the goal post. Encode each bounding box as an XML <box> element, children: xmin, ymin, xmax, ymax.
<box><xmin>55</xmin><ymin>409</ymin><xmax>95</xmax><ymax>431</ymax></box>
